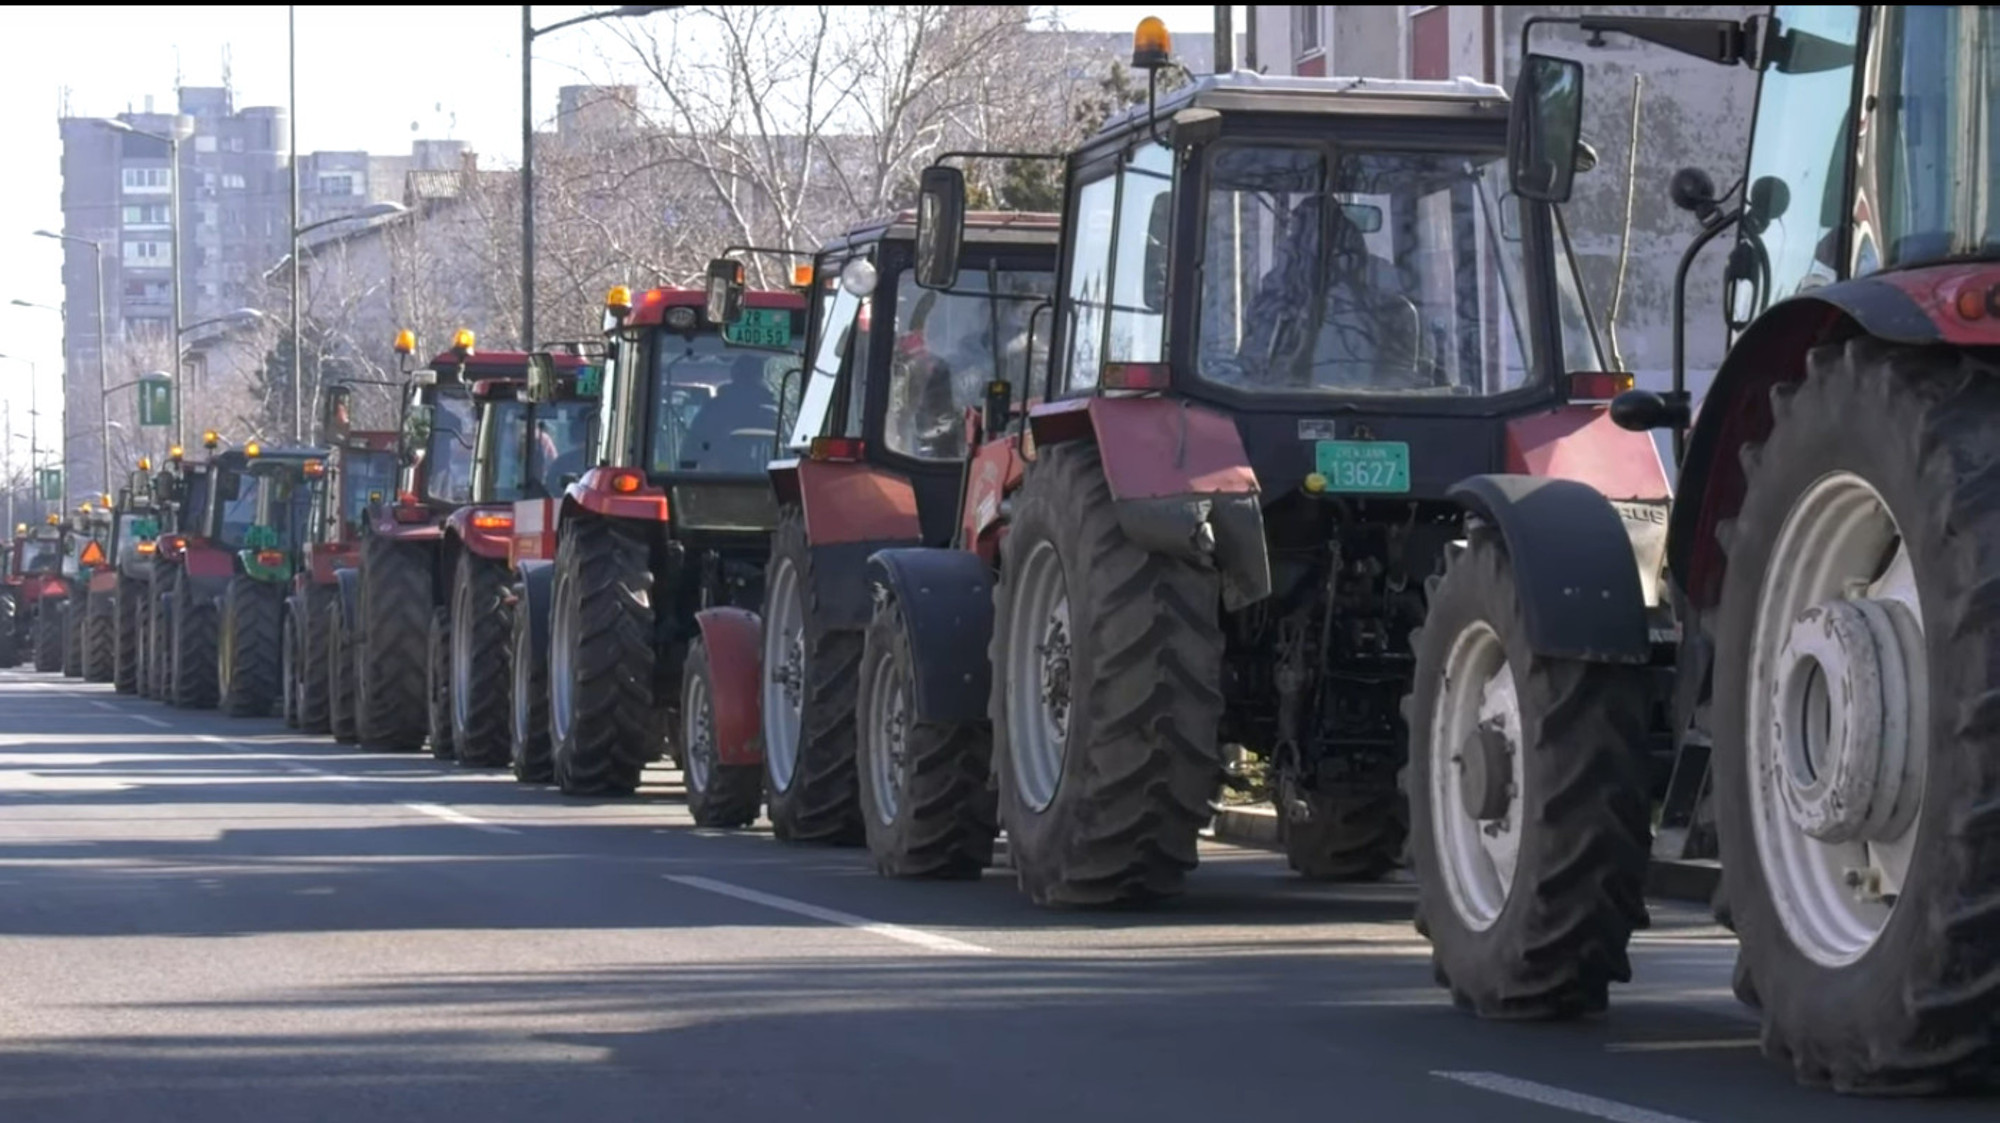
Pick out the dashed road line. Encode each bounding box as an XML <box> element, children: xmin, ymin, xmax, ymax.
<box><xmin>1605</xmin><ymin>1039</ymin><xmax>1758</xmax><ymax>1054</ymax></box>
<box><xmin>665</xmin><ymin>873</ymin><xmax>994</xmax><ymax>955</ymax></box>
<box><xmin>131</xmin><ymin>713</ymin><xmax>173</xmax><ymax>728</ymax></box>
<box><xmin>1432</xmin><ymin>1072</ymin><xmax>1704</xmax><ymax>1123</ymax></box>
<box><xmin>401</xmin><ymin>801</ymin><xmax>519</xmax><ymax>835</ymax></box>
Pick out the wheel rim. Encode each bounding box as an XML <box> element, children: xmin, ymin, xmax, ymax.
<box><xmin>1005</xmin><ymin>540</ymin><xmax>1072</xmax><ymax>813</ymax></box>
<box><xmin>1429</xmin><ymin>619</ymin><xmax>1525</xmax><ymax>932</ymax></box>
<box><xmin>550</xmin><ymin>565</ymin><xmax>579</xmax><ymax>746</ymax></box>
<box><xmin>451</xmin><ymin>578</ymin><xmax>473</xmax><ymax>734</ymax></box>
<box><xmin>1748</xmin><ymin>470</ymin><xmax>1927</xmax><ymax>967</ymax></box>
<box><xmin>761</xmin><ymin>557</ymin><xmax>805</xmax><ymax>791</ymax></box>
<box><xmin>683</xmin><ymin>664</ymin><xmax>715</xmax><ymax>795</ymax></box>
<box><xmin>863</xmin><ymin>640</ymin><xmax>908</xmax><ymax>826</ymax></box>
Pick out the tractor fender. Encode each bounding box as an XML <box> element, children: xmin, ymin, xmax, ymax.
<box><xmin>445</xmin><ymin>505</ymin><xmax>513</xmax><ymax>561</ymax></box>
<box><xmin>333</xmin><ymin>566</ymin><xmax>360</xmax><ymax>634</ymax></box>
<box><xmin>866</xmin><ymin>547</ymin><xmax>995</xmax><ymax>726</ymax></box>
<box><xmin>1671</xmin><ymin>267</ymin><xmax>2000</xmax><ymax>610</ymax></box>
<box><xmin>785</xmin><ymin>458</ymin><xmax>923</xmax><ymax>546</ymax></box>
<box><xmin>1029</xmin><ymin>396</ymin><xmax>1270</xmax><ymax>611</ymax></box>
<box><xmin>513</xmin><ymin>559</ymin><xmax>555</xmax><ymax>659</ymax></box>
<box><xmin>563</xmin><ymin>467</ymin><xmax>670</xmax><ymax>521</ymax></box>
<box><xmin>692</xmin><ymin>606</ymin><xmax>764</xmax><ymax>767</ymax></box>
<box><xmin>1447</xmin><ymin>474</ymin><xmax>1651</xmax><ymax>664</ymax></box>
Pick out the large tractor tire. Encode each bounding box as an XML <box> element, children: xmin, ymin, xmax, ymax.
<box><xmin>281</xmin><ymin>599</ymin><xmax>302</xmax><ymax>728</ymax></box>
<box><xmin>83</xmin><ymin>593</ymin><xmax>115</xmax><ymax>683</ymax></box>
<box><xmin>426</xmin><ymin>606</ymin><xmax>456</xmax><ymax>760</ymax></box>
<box><xmin>1405</xmin><ymin>531</ymin><xmax>1653</xmax><ymax>1020</ymax></box>
<box><xmin>548</xmin><ymin>517</ymin><xmax>655</xmax><ymax>795</ymax></box>
<box><xmin>169</xmin><ymin>573</ymin><xmax>219</xmax><ymax>709</ymax></box>
<box><xmin>355</xmin><ymin>536</ymin><xmax>431</xmax><ymax>751</ymax></box>
<box><xmin>114</xmin><ymin>581</ymin><xmax>143</xmax><ymax>694</ymax></box>
<box><xmin>219</xmin><ymin>576</ymin><xmax>283</xmax><ymax>718</ymax></box>
<box><xmin>34</xmin><ymin>600</ymin><xmax>65</xmax><ymax>673</ymax></box>
<box><xmin>509</xmin><ymin>581</ymin><xmax>553</xmax><ymax>783</ymax></box>
<box><xmin>990</xmin><ymin>441</ymin><xmax>1226</xmax><ymax>907</ymax></box>
<box><xmin>0</xmin><ymin>592</ymin><xmax>17</xmax><ymax>667</ymax></box>
<box><xmin>150</xmin><ymin>589</ymin><xmax>173</xmax><ymax>701</ymax></box>
<box><xmin>295</xmin><ymin>585</ymin><xmax>334</xmax><ymax>735</ymax></box>
<box><xmin>327</xmin><ymin>599</ymin><xmax>359</xmax><ymax>744</ymax></box>
<box><xmin>679</xmin><ymin>637</ymin><xmax>763</xmax><ymax>828</ymax></box>
<box><xmin>1281</xmin><ymin>788</ymin><xmax>1407</xmax><ymax>882</ymax></box>
<box><xmin>856</xmin><ymin>593</ymin><xmax>996</xmax><ymax>877</ymax></box>
<box><xmin>1711</xmin><ymin>337</ymin><xmax>2000</xmax><ymax>1094</ymax></box>
<box><xmin>450</xmin><ymin>551</ymin><xmax>513</xmax><ymax>767</ymax></box>
<box><xmin>759</xmin><ymin>507</ymin><xmax>864</xmax><ymax>845</ymax></box>
<box><xmin>63</xmin><ymin>598</ymin><xmax>84</xmax><ymax>678</ymax></box>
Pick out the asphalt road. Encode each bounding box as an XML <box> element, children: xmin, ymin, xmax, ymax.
<box><xmin>1</xmin><ymin>666</ymin><xmax>1993</xmax><ymax>1123</ymax></box>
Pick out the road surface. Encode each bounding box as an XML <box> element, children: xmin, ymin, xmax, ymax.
<box><xmin>0</xmin><ymin>667</ymin><xmax>1989</xmax><ymax>1123</ymax></box>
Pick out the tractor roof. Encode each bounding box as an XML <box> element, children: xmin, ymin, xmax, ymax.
<box><xmin>824</xmin><ymin>210</ymin><xmax>1061</xmax><ymax>256</ymax></box>
<box><xmin>626</xmin><ymin>285</ymin><xmax>806</xmax><ymax>327</ymax></box>
<box><xmin>1098</xmin><ymin>71</ymin><xmax>1511</xmax><ymax>141</ymax></box>
<box><xmin>428</xmin><ymin>349</ymin><xmax>586</xmax><ymax>376</ymax></box>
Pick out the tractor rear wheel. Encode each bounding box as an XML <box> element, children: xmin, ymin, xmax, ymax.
<box><xmin>1406</xmin><ymin>531</ymin><xmax>1653</xmax><ymax>1020</ymax></box>
<box><xmin>991</xmin><ymin>441</ymin><xmax>1226</xmax><ymax>906</ymax></box>
<box><xmin>150</xmin><ymin>590</ymin><xmax>173</xmax><ymax>701</ymax></box>
<box><xmin>857</xmin><ymin>593</ymin><xmax>996</xmax><ymax>877</ymax></box>
<box><xmin>680</xmin><ymin>637</ymin><xmax>762</xmax><ymax>827</ymax></box>
<box><xmin>170</xmin><ymin>574</ymin><xmax>218</xmax><ymax>709</ymax></box>
<box><xmin>760</xmin><ymin>506</ymin><xmax>864</xmax><ymax>845</ymax></box>
<box><xmin>1712</xmin><ymin>337</ymin><xmax>2000</xmax><ymax>1094</ymax></box>
<box><xmin>83</xmin><ymin>592</ymin><xmax>114</xmax><ymax>682</ymax></box>
<box><xmin>327</xmin><ymin>599</ymin><xmax>358</xmax><ymax>743</ymax></box>
<box><xmin>549</xmin><ymin>517</ymin><xmax>654</xmax><ymax>795</ymax></box>
<box><xmin>34</xmin><ymin>599</ymin><xmax>64</xmax><ymax>672</ymax></box>
<box><xmin>451</xmin><ymin>552</ymin><xmax>512</xmax><ymax>767</ymax></box>
<box><xmin>0</xmin><ymin>592</ymin><xmax>17</xmax><ymax>667</ymax></box>
<box><xmin>1281</xmin><ymin>788</ymin><xmax>1407</xmax><ymax>882</ymax></box>
<box><xmin>220</xmin><ymin>575</ymin><xmax>283</xmax><ymax>718</ymax></box>
<box><xmin>356</xmin><ymin>536</ymin><xmax>430</xmax><ymax>751</ymax></box>
<box><xmin>296</xmin><ymin>585</ymin><xmax>333</xmax><ymax>734</ymax></box>
<box><xmin>509</xmin><ymin>581</ymin><xmax>552</xmax><ymax>783</ymax></box>
<box><xmin>63</xmin><ymin>598</ymin><xmax>84</xmax><ymax>678</ymax></box>
<box><xmin>115</xmin><ymin>581</ymin><xmax>142</xmax><ymax>693</ymax></box>
<box><xmin>427</xmin><ymin>607</ymin><xmax>456</xmax><ymax>760</ymax></box>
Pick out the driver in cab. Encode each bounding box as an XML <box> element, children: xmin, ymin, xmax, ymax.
<box><xmin>678</xmin><ymin>353</ymin><xmax>777</xmax><ymax>472</ymax></box>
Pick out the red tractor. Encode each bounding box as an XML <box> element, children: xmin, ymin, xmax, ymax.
<box><xmin>431</xmin><ymin>348</ymin><xmax>595</xmax><ymax>768</ymax></box>
<box><xmin>102</xmin><ymin>464</ymin><xmax>165</xmax><ymax>694</ymax></box>
<box><xmin>143</xmin><ymin>431</ymin><xmax>252</xmax><ymax>708</ymax></box>
<box><xmin>687</xmin><ymin>214</ymin><xmax>1060</xmax><ymax>848</ymax></box>
<box><xmin>288</xmin><ymin>384</ymin><xmax>400</xmax><ymax>738</ymax></box>
<box><xmin>0</xmin><ymin>523</ymin><xmax>25</xmax><ymax>666</ymax></box>
<box><xmin>521</xmin><ymin>283</ymin><xmax>806</xmax><ymax>799</ymax></box>
<box><xmin>5</xmin><ymin>518</ymin><xmax>67</xmax><ymax>672</ymax></box>
<box><xmin>54</xmin><ymin>500</ymin><xmax>115</xmax><ymax>680</ymax></box>
<box><xmin>139</xmin><ymin>440</ymin><xmax>218</xmax><ymax>703</ymax></box>
<box><xmin>1401</xmin><ymin>5</ymin><xmax>2000</xmax><ymax>1095</ymax></box>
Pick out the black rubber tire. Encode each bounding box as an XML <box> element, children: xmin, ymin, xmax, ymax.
<box><xmin>1406</xmin><ymin>531</ymin><xmax>1653</xmax><ymax>1020</ymax></box>
<box><xmin>63</xmin><ymin>596</ymin><xmax>84</xmax><ymax>678</ymax></box>
<box><xmin>761</xmin><ymin>506</ymin><xmax>865</xmax><ymax>845</ymax></box>
<box><xmin>356</xmin><ymin>535</ymin><xmax>431</xmax><ymax>751</ymax></box>
<box><xmin>1281</xmin><ymin>788</ymin><xmax>1407</xmax><ymax>881</ymax></box>
<box><xmin>84</xmin><ymin>592</ymin><xmax>115</xmax><ymax>683</ymax></box>
<box><xmin>327</xmin><ymin>598</ymin><xmax>358</xmax><ymax>744</ymax></box>
<box><xmin>1710</xmin><ymin>337</ymin><xmax>2000</xmax><ymax>1094</ymax></box>
<box><xmin>509</xmin><ymin>581</ymin><xmax>553</xmax><ymax>783</ymax></box>
<box><xmin>680</xmin><ymin>637</ymin><xmax>763</xmax><ymax>827</ymax></box>
<box><xmin>990</xmin><ymin>441</ymin><xmax>1226</xmax><ymax>906</ymax></box>
<box><xmin>450</xmin><ymin>551</ymin><xmax>513</xmax><ymax>767</ymax></box>
<box><xmin>282</xmin><ymin>599</ymin><xmax>302</xmax><ymax>728</ymax></box>
<box><xmin>114</xmin><ymin>580</ymin><xmax>143</xmax><ymax>694</ymax></box>
<box><xmin>296</xmin><ymin>584</ymin><xmax>333</xmax><ymax>735</ymax></box>
<box><xmin>220</xmin><ymin>575</ymin><xmax>283</xmax><ymax>718</ymax></box>
<box><xmin>34</xmin><ymin>599</ymin><xmax>64</xmax><ymax>673</ymax></box>
<box><xmin>426</xmin><ymin>606</ymin><xmax>456</xmax><ymax>760</ymax></box>
<box><xmin>149</xmin><ymin>589</ymin><xmax>172</xmax><ymax>701</ymax></box>
<box><xmin>169</xmin><ymin>573</ymin><xmax>219</xmax><ymax>709</ymax></box>
<box><xmin>0</xmin><ymin>592</ymin><xmax>17</xmax><ymax>667</ymax></box>
<box><xmin>549</xmin><ymin>517</ymin><xmax>654</xmax><ymax>795</ymax></box>
<box><xmin>856</xmin><ymin>593</ymin><xmax>996</xmax><ymax>877</ymax></box>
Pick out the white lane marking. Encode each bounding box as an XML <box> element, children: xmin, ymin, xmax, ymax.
<box><xmin>1605</xmin><ymin>1039</ymin><xmax>1758</xmax><ymax>1054</ymax></box>
<box><xmin>1432</xmin><ymin>1073</ymin><xmax>1705</xmax><ymax>1123</ymax></box>
<box><xmin>401</xmin><ymin>801</ymin><xmax>519</xmax><ymax>835</ymax></box>
<box><xmin>665</xmin><ymin>873</ymin><xmax>993</xmax><ymax>955</ymax></box>
<box><xmin>131</xmin><ymin>714</ymin><xmax>173</xmax><ymax>728</ymax></box>
<box><xmin>89</xmin><ymin>700</ymin><xmax>119</xmax><ymax>712</ymax></box>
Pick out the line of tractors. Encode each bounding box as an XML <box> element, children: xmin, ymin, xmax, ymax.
<box><xmin>9</xmin><ymin>7</ymin><xmax>1997</xmax><ymax>1096</ymax></box>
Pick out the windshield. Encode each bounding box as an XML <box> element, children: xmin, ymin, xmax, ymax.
<box><xmin>1198</xmin><ymin>143</ymin><xmax>1542</xmax><ymax>396</ymax></box>
<box><xmin>213</xmin><ymin>469</ymin><xmax>259</xmax><ymax>549</ymax></box>
<box><xmin>339</xmin><ymin>448</ymin><xmax>398</xmax><ymax>527</ymax></box>
<box><xmin>650</xmin><ymin>325</ymin><xmax>805</xmax><ymax>476</ymax></box>
<box><xmin>489</xmin><ymin>398</ymin><xmax>597</xmax><ymax>501</ymax></box>
<box><xmin>25</xmin><ymin>539</ymin><xmax>60</xmax><ymax>573</ymax></box>
<box><xmin>255</xmin><ymin>472</ymin><xmax>313</xmax><ymax>550</ymax></box>
<box><xmin>180</xmin><ymin>471</ymin><xmax>210</xmax><ymax>535</ymax></box>
<box><xmin>885</xmin><ymin>265</ymin><xmax>1055</xmax><ymax>460</ymax></box>
<box><xmin>789</xmin><ymin>281</ymin><xmax>863</xmax><ymax>450</ymax></box>
<box><xmin>424</xmin><ymin>389</ymin><xmax>478</xmax><ymax>505</ymax></box>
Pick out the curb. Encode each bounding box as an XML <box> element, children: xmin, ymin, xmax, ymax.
<box><xmin>1207</xmin><ymin>802</ymin><xmax>1723</xmax><ymax>906</ymax></box>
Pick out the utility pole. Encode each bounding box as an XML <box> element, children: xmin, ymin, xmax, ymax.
<box><xmin>290</xmin><ymin>4</ymin><xmax>304</xmax><ymax>442</ymax></box>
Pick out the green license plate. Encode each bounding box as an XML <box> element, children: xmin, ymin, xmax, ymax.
<box><xmin>724</xmin><ymin>308</ymin><xmax>793</xmax><ymax>349</ymax></box>
<box><xmin>1315</xmin><ymin>440</ymin><xmax>1411</xmax><ymax>493</ymax></box>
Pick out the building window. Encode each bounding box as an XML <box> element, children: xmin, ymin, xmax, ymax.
<box><xmin>122</xmin><ymin>203</ymin><xmax>170</xmax><ymax>225</ymax></box>
<box><xmin>195</xmin><ymin>135</ymin><xmax>217</xmax><ymax>153</ymax></box>
<box><xmin>1293</xmin><ymin>6</ymin><xmax>1324</xmax><ymax>55</ymax></box>
<box><xmin>123</xmin><ymin>240</ymin><xmax>171</xmax><ymax>266</ymax></box>
<box><xmin>222</xmin><ymin>173</ymin><xmax>247</xmax><ymax>190</ymax></box>
<box><xmin>121</xmin><ymin>166</ymin><xmax>170</xmax><ymax>192</ymax></box>
<box><xmin>319</xmin><ymin>174</ymin><xmax>357</xmax><ymax>196</ymax></box>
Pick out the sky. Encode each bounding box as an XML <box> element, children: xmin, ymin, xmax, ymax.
<box><xmin>0</xmin><ymin>4</ymin><xmax>1220</xmax><ymax>463</ymax></box>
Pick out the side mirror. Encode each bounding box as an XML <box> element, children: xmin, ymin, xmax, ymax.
<box><xmin>705</xmin><ymin>258</ymin><xmax>746</xmax><ymax>326</ymax></box>
<box><xmin>914</xmin><ymin>165</ymin><xmax>966</xmax><ymax>290</ymax></box>
<box><xmin>1508</xmin><ymin>53</ymin><xmax>1585</xmax><ymax>203</ymax></box>
<box><xmin>525</xmin><ymin>352</ymin><xmax>559</xmax><ymax>404</ymax></box>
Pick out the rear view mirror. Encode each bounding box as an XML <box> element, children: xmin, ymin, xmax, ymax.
<box><xmin>1508</xmin><ymin>53</ymin><xmax>1585</xmax><ymax>203</ymax></box>
<box><xmin>1339</xmin><ymin>203</ymin><xmax>1383</xmax><ymax>234</ymax></box>
<box><xmin>705</xmin><ymin>258</ymin><xmax>745</xmax><ymax>326</ymax></box>
<box><xmin>914</xmin><ymin>165</ymin><xmax>967</xmax><ymax>290</ymax></box>
<box><xmin>525</xmin><ymin>352</ymin><xmax>559</xmax><ymax>404</ymax></box>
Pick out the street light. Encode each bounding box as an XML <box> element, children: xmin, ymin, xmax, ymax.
<box><xmin>522</xmin><ymin>4</ymin><xmax>676</xmax><ymax>349</ymax></box>
<box><xmin>0</xmin><ymin>353</ymin><xmax>46</xmax><ymax>512</ymax></box>
<box><xmin>22</xmin><ymin>232</ymin><xmax>108</xmax><ymax>498</ymax></box>
<box><xmin>99</xmin><ymin>115</ymin><xmax>196</xmax><ymax>449</ymax></box>
<box><xmin>279</xmin><ymin>200</ymin><xmax>408</xmax><ymax>441</ymax></box>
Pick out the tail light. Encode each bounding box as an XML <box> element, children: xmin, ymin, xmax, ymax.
<box><xmin>607</xmin><ymin>469</ymin><xmax>645</xmax><ymax>494</ymax></box>
<box><xmin>392</xmin><ymin>506</ymin><xmax>432</xmax><ymax>525</ymax></box>
<box><xmin>1101</xmin><ymin>361</ymin><xmax>1171</xmax><ymax>391</ymax></box>
<box><xmin>807</xmin><ymin>437</ymin><xmax>865</xmax><ymax>462</ymax></box>
<box><xmin>1568</xmin><ymin>371</ymin><xmax>1637</xmax><ymax>402</ymax></box>
<box><xmin>256</xmin><ymin>550</ymin><xmax>286</xmax><ymax>568</ymax></box>
<box><xmin>471</xmin><ymin>512</ymin><xmax>514</xmax><ymax>531</ymax></box>
<box><xmin>136</xmin><ymin>541</ymin><xmax>158</xmax><ymax>555</ymax></box>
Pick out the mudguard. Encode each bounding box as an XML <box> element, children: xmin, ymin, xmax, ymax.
<box><xmin>1029</xmin><ymin>396</ymin><xmax>1270</xmax><ymax>611</ymax></box>
<box><xmin>772</xmin><ymin>458</ymin><xmax>923</xmax><ymax>546</ymax></box>
<box><xmin>564</xmin><ymin>467</ymin><xmax>671</xmax><ymax>521</ymax></box>
<box><xmin>445</xmin><ymin>505</ymin><xmax>513</xmax><ymax>560</ymax></box>
<box><xmin>692</xmin><ymin>606</ymin><xmax>764</xmax><ymax>766</ymax></box>
<box><xmin>1448</xmin><ymin>474</ymin><xmax>1651</xmax><ymax>664</ymax></box>
<box><xmin>867</xmin><ymin>547</ymin><xmax>995</xmax><ymax>725</ymax></box>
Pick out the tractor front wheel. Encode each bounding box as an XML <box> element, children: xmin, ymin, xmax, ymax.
<box><xmin>356</xmin><ymin>536</ymin><xmax>430</xmax><ymax>751</ymax></box>
<box><xmin>760</xmin><ymin>507</ymin><xmax>864</xmax><ymax>845</ymax></box>
<box><xmin>169</xmin><ymin>575</ymin><xmax>218</xmax><ymax>709</ymax></box>
<box><xmin>327</xmin><ymin>599</ymin><xmax>358</xmax><ymax>744</ymax></box>
<box><xmin>83</xmin><ymin>593</ymin><xmax>115</xmax><ymax>682</ymax></box>
<box><xmin>548</xmin><ymin>517</ymin><xmax>654</xmax><ymax>795</ymax></box>
<box><xmin>680</xmin><ymin>637</ymin><xmax>762</xmax><ymax>827</ymax></box>
<box><xmin>296</xmin><ymin>585</ymin><xmax>333</xmax><ymax>734</ymax></box>
<box><xmin>220</xmin><ymin>575</ymin><xmax>283</xmax><ymax>718</ymax></box>
<box><xmin>450</xmin><ymin>552</ymin><xmax>512</xmax><ymax>767</ymax></box>
<box><xmin>115</xmin><ymin>581</ymin><xmax>143</xmax><ymax>693</ymax></box>
<box><xmin>34</xmin><ymin>599</ymin><xmax>64</xmax><ymax>673</ymax></box>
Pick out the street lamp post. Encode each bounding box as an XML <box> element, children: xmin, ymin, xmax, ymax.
<box><xmin>0</xmin><ymin>354</ymin><xmax>41</xmax><ymax>514</ymax></box>
<box><xmin>100</xmin><ymin>116</ymin><xmax>195</xmax><ymax>451</ymax></box>
<box><xmin>20</xmin><ymin>235</ymin><xmax>106</xmax><ymax>496</ymax></box>
<box><xmin>521</xmin><ymin>4</ymin><xmax>676</xmax><ymax>350</ymax></box>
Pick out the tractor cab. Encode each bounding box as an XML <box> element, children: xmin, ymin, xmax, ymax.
<box><xmin>457</xmin><ymin>350</ymin><xmax>597</xmax><ymax>566</ymax></box>
<box><xmin>385</xmin><ymin>329</ymin><xmax>486</xmax><ymax>533</ymax></box>
<box><xmin>227</xmin><ymin>442</ymin><xmax>327</xmax><ymax>583</ymax></box>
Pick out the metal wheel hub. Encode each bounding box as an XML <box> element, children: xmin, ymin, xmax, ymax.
<box><xmin>1456</xmin><ymin>723</ymin><xmax>1514</xmax><ymax>822</ymax></box>
<box><xmin>1037</xmin><ymin>614</ymin><xmax>1072</xmax><ymax>739</ymax></box>
<box><xmin>1771</xmin><ymin>597</ymin><xmax>1918</xmax><ymax>844</ymax></box>
<box><xmin>760</xmin><ymin>560</ymin><xmax>806</xmax><ymax>792</ymax></box>
<box><xmin>1430</xmin><ymin>619</ymin><xmax>1525</xmax><ymax>932</ymax></box>
<box><xmin>452</xmin><ymin>582</ymin><xmax>474</xmax><ymax>733</ymax></box>
<box><xmin>684</xmin><ymin>674</ymin><xmax>715</xmax><ymax>793</ymax></box>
